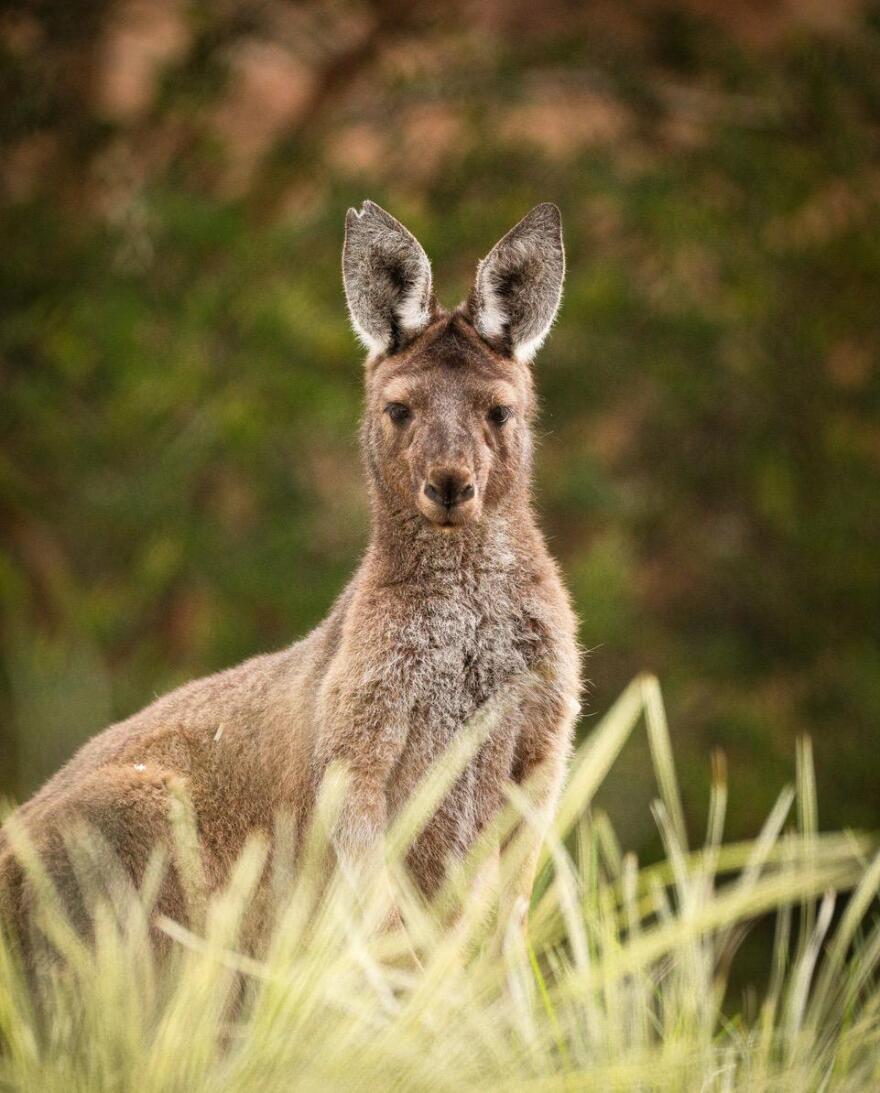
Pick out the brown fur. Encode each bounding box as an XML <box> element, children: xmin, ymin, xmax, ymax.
<box><xmin>0</xmin><ymin>203</ymin><xmax>581</xmax><ymax>946</ymax></box>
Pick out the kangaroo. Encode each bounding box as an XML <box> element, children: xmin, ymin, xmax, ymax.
<box><xmin>0</xmin><ymin>201</ymin><xmax>581</xmax><ymax>942</ymax></box>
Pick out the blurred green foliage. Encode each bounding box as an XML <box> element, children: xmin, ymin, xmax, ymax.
<box><xmin>1</xmin><ymin>0</ymin><xmax>879</xmax><ymax>851</ymax></box>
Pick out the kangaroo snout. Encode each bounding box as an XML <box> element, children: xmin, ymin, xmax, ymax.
<box><xmin>424</xmin><ymin>472</ymin><xmax>474</xmax><ymax>508</ymax></box>
<box><xmin>420</xmin><ymin>468</ymin><xmax>478</xmax><ymax>524</ymax></box>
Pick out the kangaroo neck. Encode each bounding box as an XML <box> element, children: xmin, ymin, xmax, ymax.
<box><xmin>365</xmin><ymin>498</ymin><xmax>532</xmax><ymax>586</ymax></box>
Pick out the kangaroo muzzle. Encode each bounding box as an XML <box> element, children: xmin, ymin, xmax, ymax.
<box><xmin>418</xmin><ymin>466</ymin><xmax>479</xmax><ymax>526</ymax></box>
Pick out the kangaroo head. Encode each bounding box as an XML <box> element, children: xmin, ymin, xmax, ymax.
<box><xmin>343</xmin><ymin>201</ymin><xmax>565</xmax><ymax>529</ymax></box>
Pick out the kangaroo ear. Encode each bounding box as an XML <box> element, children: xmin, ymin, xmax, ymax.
<box><xmin>468</xmin><ymin>203</ymin><xmax>565</xmax><ymax>363</ymax></box>
<box><xmin>342</xmin><ymin>201</ymin><xmax>435</xmax><ymax>357</ymax></box>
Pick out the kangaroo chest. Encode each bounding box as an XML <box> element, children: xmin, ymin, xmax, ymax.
<box><xmin>384</xmin><ymin>573</ymin><xmax>542</xmax><ymax>820</ymax></box>
<box><xmin>411</xmin><ymin>578</ymin><xmax>533</xmax><ymax>713</ymax></box>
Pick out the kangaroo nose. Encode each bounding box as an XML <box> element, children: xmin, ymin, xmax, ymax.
<box><xmin>424</xmin><ymin>473</ymin><xmax>475</xmax><ymax>509</ymax></box>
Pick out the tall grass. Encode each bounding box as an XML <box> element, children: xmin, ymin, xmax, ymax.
<box><xmin>1</xmin><ymin>675</ymin><xmax>878</xmax><ymax>1091</ymax></box>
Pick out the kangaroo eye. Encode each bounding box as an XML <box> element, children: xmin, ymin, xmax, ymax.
<box><xmin>385</xmin><ymin>402</ymin><xmax>411</xmax><ymax>425</ymax></box>
<box><xmin>487</xmin><ymin>405</ymin><xmax>513</xmax><ymax>427</ymax></box>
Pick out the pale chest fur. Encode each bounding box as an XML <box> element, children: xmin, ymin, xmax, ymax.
<box><xmin>383</xmin><ymin>566</ymin><xmax>546</xmax><ymax>818</ymax></box>
<box><xmin>402</xmin><ymin>576</ymin><xmax>534</xmax><ymax>722</ymax></box>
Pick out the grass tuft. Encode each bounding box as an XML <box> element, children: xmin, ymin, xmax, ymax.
<box><xmin>0</xmin><ymin>676</ymin><xmax>878</xmax><ymax>1091</ymax></box>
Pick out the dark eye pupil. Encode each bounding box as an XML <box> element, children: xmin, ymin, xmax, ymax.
<box><xmin>386</xmin><ymin>402</ymin><xmax>410</xmax><ymax>424</ymax></box>
<box><xmin>489</xmin><ymin>405</ymin><xmax>512</xmax><ymax>426</ymax></box>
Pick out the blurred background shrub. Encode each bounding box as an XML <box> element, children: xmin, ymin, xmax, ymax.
<box><xmin>1</xmin><ymin>0</ymin><xmax>878</xmax><ymax>854</ymax></box>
